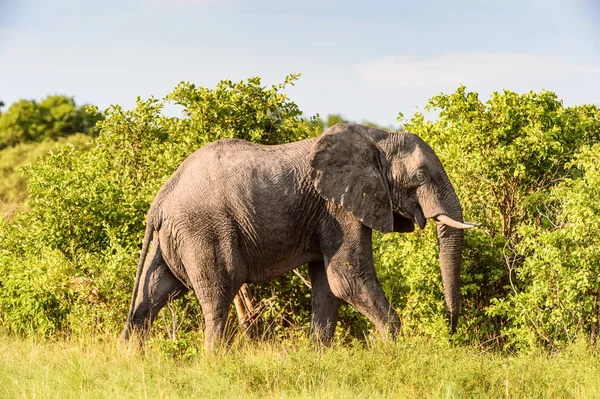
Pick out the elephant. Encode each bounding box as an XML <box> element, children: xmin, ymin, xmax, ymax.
<box><xmin>120</xmin><ymin>123</ymin><xmax>477</xmax><ymax>350</ymax></box>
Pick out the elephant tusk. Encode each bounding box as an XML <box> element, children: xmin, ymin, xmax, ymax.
<box><xmin>435</xmin><ymin>214</ymin><xmax>480</xmax><ymax>229</ymax></box>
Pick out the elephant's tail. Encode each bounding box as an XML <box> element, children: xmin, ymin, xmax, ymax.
<box><xmin>125</xmin><ymin>217</ymin><xmax>155</xmax><ymax>324</ymax></box>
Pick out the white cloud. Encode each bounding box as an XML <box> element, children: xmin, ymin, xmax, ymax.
<box><xmin>357</xmin><ymin>53</ymin><xmax>600</xmax><ymax>91</ymax></box>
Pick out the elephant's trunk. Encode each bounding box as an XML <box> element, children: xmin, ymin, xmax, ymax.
<box><xmin>419</xmin><ymin>181</ymin><xmax>465</xmax><ymax>333</ymax></box>
<box><xmin>437</xmin><ymin>219</ymin><xmax>464</xmax><ymax>333</ymax></box>
<box><xmin>435</xmin><ymin>182</ymin><xmax>465</xmax><ymax>333</ymax></box>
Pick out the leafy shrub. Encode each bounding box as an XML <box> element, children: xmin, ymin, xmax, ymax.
<box><xmin>0</xmin><ymin>95</ymin><xmax>102</xmax><ymax>149</ymax></box>
<box><xmin>0</xmin><ymin>134</ymin><xmax>93</xmax><ymax>213</ymax></box>
<box><xmin>496</xmin><ymin>143</ymin><xmax>600</xmax><ymax>349</ymax></box>
<box><xmin>0</xmin><ymin>94</ymin><xmax>101</xmax><ymax>212</ymax></box>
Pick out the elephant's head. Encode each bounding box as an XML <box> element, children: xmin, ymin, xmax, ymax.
<box><xmin>309</xmin><ymin>123</ymin><xmax>477</xmax><ymax>333</ymax></box>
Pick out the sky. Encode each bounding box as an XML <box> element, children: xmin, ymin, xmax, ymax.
<box><xmin>1</xmin><ymin>0</ymin><xmax>599</xmax><ymax>127</ymax></box>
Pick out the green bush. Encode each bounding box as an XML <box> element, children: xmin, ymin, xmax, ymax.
<box><xmin>0</xmin><ymin>247</ymin><xmax>75</xmax><ymax>336</ymax></box>
<box><xmin>0</xmin><ymin>134</ymin><xmax>93</xmax><ymax>213</ymax></box>
<box><xmin>0</xmin><ymin>94</ymin><xmax>101</xmax><ymax>212</ymax></box>
<box><xmin>0</xmin><ymin>95</ymin><xmax>102</xmax><ymax>149</ymax></box>
<box><xmin>498</xmin><ymin>143</ymin><xmax>600</xmax><ymax>349</ymax></box>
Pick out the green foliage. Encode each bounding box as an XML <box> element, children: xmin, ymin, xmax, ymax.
<box><xmin>23</xmin><ymin>98</ymin><xmax>169</xmax><ymax>256</ymax></box>
<box><xmin>497</xmin><ymin>143</ymin><xmax>600</xmax><ymax>348</ymax></box>
<box><xmin>0</xmin><ymin>95</ymin><xmax>101</xmax><ymax>212</ymax></box>
<box><xmin>167</xmin><ymin>74</ymin><xmax>317</xmax><ymax>147</ymax></box>
<box><xmin>0</xmin><ymin>134</ymin><xmax>92</xmax><ymax>213</ymax></box>
<box><xmin>0</xmin><ymin>95</ymin><xmax>102</xmax><ymax>149</ymax></box>
<box><xmin>0</xmin><ymin>247</ymin><xmax>74</xmax><ymax>336</ymax></box>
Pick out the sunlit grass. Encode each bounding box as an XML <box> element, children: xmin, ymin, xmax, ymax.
<box><xmin>1</xmin><ymin>332</ymin><xmax>599</xmax><ymax>398</ymax></box>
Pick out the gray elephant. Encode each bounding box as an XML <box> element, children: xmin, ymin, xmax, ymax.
<box><xmin>121</xmin><ymin>123</ymin><xmax>476</xmax><ymax>350</ymax></box>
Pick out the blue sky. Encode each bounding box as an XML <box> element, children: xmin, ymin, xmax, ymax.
<box><xmin>1</xmin><ymin>0</ymin><xmax>599</xmax><ymax>126</ymax></box>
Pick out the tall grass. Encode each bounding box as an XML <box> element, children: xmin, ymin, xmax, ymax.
<box><xmin>1</xmin><ymin>332</ymin><xmax>599</xmax><ymax>398</ymax></box>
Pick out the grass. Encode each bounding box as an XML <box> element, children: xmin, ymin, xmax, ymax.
<box><xmin>1</xmin><ymin>333</ymin><xmax>600</xmax><ymax>398</ymax></box>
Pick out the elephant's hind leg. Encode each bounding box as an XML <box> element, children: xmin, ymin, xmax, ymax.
<box><xmin>177</xmin><ymin>252</ymin><xmax>242</xmax><ymax>351</ymax></box>
<box><xmin>121</xmin><ymin>238</ymin><xmax>188</xmax><ymax>342</ymax></box>
<box><xmin>182</xmin><ymin>240</ymin><xmax>246</xmax><ymax>352</ymax></box>
<box><xmin>308</xmin><ymin>261</ymin><xmax>341</xmax><ymax>345</ymax></box>
<box><xmin>196</xmin><ymin>288</ymin><xmax>238</xmax><ymax>352</ymax></box>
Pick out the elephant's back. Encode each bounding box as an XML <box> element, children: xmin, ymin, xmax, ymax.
<box><xmin>155</xmin><ymin>137</ymin><xmax>320</xmax><ymax>226</ymax></box>
<box><xmin>188</xmin><ymin>137</ymin><xmax>316</xmax><ymax>166</ymax></box>
<box><xmin>179</xmin><ymin>137</ymin><xmax>315</xmax><ymax>188</ymax></box>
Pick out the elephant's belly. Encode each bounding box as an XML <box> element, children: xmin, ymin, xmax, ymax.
<box><xmin>245</xmin><ymin>252</ymin><xmax>322</xmax><ymax>283</ymax></box>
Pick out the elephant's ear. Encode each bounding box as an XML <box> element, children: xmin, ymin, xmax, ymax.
<box><xmin>309</xmin><ymin>125</ymin><xmax>394</xmax><ymax>233</ymax></box>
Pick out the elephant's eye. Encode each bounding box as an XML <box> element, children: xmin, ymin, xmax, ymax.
<box><xmin>415</xmin><ymin>170</ymin><xmax>427</xmax><ymax>185</ymax></box>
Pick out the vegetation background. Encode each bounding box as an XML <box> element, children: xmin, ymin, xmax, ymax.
<box><xmin>1</xmin><ymin>75</ymin><xmax>599</xmax><ymax>397</ymax></box>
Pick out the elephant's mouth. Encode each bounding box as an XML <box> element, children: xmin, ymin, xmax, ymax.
<box><xmin>396</xmin><ymin>204</ymin><xmax>427</xmax><ymax>230</ymax></box>
<box><xmin>414</xmin><ymin>203</ymin><xmax>427</xmax><ymax>230</ymax></box>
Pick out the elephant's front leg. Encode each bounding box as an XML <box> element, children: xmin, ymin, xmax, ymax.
<box><xmin>321</xmin><ymin>226</ymin><xmax>400</xmax><ymax>339</ymax></box>
<box><xmin>308</xmin><ymin>261</ymin><xmax>341</xmax><ymax>345</ymax></box>
<box><xmin>326</xmin><ymin>261</ymin><xmax>400</xmax><ymax>339</ymax></box>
